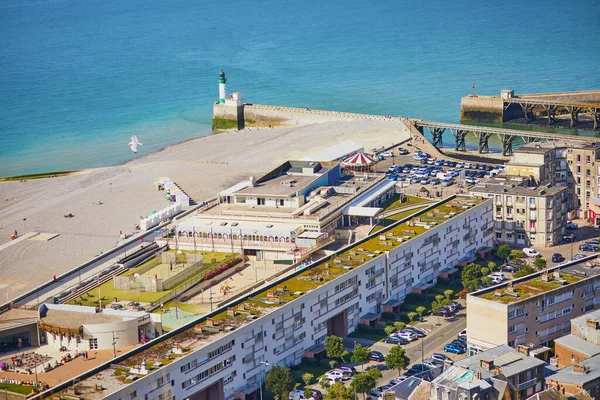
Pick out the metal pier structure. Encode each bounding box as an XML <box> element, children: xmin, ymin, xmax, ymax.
<box><xmin>412</xmin><ymin>120</ymin><xmax>599</xmax><ymax>156</ymax></box>
<box><xmin>503</xmin><ymin>98</ymin><xmax>600</xmax><ymax>129</ymax></box>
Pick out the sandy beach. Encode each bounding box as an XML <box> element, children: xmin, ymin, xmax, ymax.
<box><xmin>0</xmin><ymin>118</ymin><xmax>410</xmax><ymax>299</ymax></box>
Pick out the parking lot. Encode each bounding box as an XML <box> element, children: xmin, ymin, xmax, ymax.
<box><xmin>372</xmin><ymin>146</ymin><xmax>503</xmax><ymax>200</ymax></box>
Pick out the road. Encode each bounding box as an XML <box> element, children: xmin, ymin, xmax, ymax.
<box><xmin>335</xmin><ymin>309</ymin><xmax>467</xmax><ymax>391</ymax></box>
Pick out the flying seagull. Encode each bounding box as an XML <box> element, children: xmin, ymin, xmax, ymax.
<box><xmin>128</xmin><ymin>135</ymin><xmax>143</xmax><ymax>153</ymax></box>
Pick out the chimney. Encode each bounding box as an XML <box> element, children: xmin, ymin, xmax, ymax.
<box><xmin>573</xmin><ymin>363</ymin><xmax>589</xmax><ymax>374</ymax></box>
<box><xmin>249</xmin><ymin>176</ymin><xmax>256</xmax><ymax>187</ymax></box>
<box><xmin>586</xmin><ymin>319</ymin><xmax>600</xmax><ymax>330</ymax></box>
<box><xmin>517</xmin><ymin>345</ymin><xmax>530</xmax><ymax>355</ymax></box>
<box><xmin>480</xmin><ymin>359</ymin><xmax>494</xmax><ymax>371</ymax></box>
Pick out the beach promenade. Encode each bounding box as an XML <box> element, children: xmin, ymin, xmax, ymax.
<box><xmin>0</xmin><ymin>118</ymin><xmax>411</xmax><ymax>301</ymax></box>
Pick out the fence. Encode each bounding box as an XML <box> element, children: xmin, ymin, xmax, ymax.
<box><xmin>161</xmin><ymin>261</ymin><xmax>205</xmax><ymax>290</ymax></box>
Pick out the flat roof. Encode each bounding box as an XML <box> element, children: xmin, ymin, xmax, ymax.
<box><xmin>515</xmin><ymin>140</ymin><xmax>600</xmax><ymax>153</ymax></box>
<box><xmin>57</xmin><ymin>196</ymin><xmax>488</xmax><ymax>394</ymax></box>
<box><xmin>454</xmin><ymin>344</ymin><xmax>545</xmax><ymax>378</ymax></box>
<box><xmin>473</xmin><ymin>264</ymin><xmax>590</xmax><ymax>304</ymax></box>
<box><xmin>236</xmin><ymin>173</ymin><xmax>323</xmax><ymax>197</ymax></box>
<box><xmin>549</xmin><ymin>354</ymin><xmax>600</xmax><ymax>385</ymax></box>
<box><xmin>41</xmin><ymin>309</ymin><xmax>124</xmax><ymax>329</ymax></box>
<box><xmin>470</xmin><ymin>177</ymin><xmax>566</xmax><ymax>197</ymax></box>
<box><xmin>554</xmin><ymin>334</ymin><xmax>600</xmax><ymax>357</ymax></box>
<box><xmin>0</xmin><ymin>308</ymin><xmax>38</xmax><ymax>329</ymax></box>
<box><xmin>301</xmin><ymin>140</ymin><xmax>364</xmax><ymax>162</ymax></box>
<box><xmin>571</xmin><ymin>308</ymin><xmax>600</xmax><ymax>328</ymax></box>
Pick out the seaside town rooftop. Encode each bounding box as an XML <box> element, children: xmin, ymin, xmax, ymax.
<box><xmin>57</xmin><ymin>195</ymin><xmax>487</xmax><ymax>396</ymax></box>
<box><xmin>472</xmin><ymin>258</ymin><xmax>600</xmax><ymax>305</ymax></box>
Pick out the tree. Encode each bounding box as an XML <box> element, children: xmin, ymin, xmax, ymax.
<box><xmin>480</xmin><ymin>276</ymin><xmax>492</xmax><ymax>287</ymax></box>
<box><xmin>496</xmin><ymin>244</ymin><xmax>511</xmax><ymax>262</ymax></box>
<box><xmin>329</xmin><ymin>360</ymin><xmax>338</xmax><ymax>370</ymax></box>
<box><xmin>415</xmin><ymin>306</ymin><xmax>426</xmax><ymax>320</ymax></box>
<box><xmin>302</xmin><ymin>373</ymin><xmax>314</xmax><ymax>386</ymax></box>
<box><xmin>487</xmin><ymin>261</ymin><xmax>497</xmax><ymax>271</ymax></box>
<box><xmin>431</xmin><ymin>301</ymin><xmax>442</xmax><ymax>324</ymax></box>
<box><xmin>394</xmin><ymin>321</ymin><xmax>406</xmax><ymax>331</ymax></box>
<box><xmin>534</xmin><ymin>258</ymin><xmax>547</xmax><ymax>270</ymax></box>
<box><xmin>480</xmin><ymin>267</ymin><xmax>490</xmax><ymax>276</ymax></box>
<box><xmin>407</xmin><ymin>311</ymin><xmax>418</xmax><ymax>322</ymax></box>
<box><xmin>320</xmin><ymin>378</ymin><xmax>331</xmax><ymax>390</ymax></box>
<box><xmin>325</xmin><ymin>336</ymin><xmax>345</xmax><ymax>360</ymax></box>
<box><xmin>324</xmin><ymin>382</ymin><xmax>351</xmax><ymax>400</ymax></box>
<box><xmin>366</xmin><ymin>367</ymin><xmax>382</xmax><ymax>381</ymax></box>
<box><xmin>304</xmin><ymin>388</ymin><xmax>314</xmax><ymax>399</ymax></box>
<box><xmin>265</xmin><ymin>365</ymin><xmax>294</xmax><ymax>400</ymax></box>
<box><xmin>351</xmin><ymin>344</ymin><xmax>370</xmax><ymax>371</ymax></box>
<box><xmin>384</xmin><ymin>325</ymin><xmax>396</xmax><ymax>336</ymax></box>
<box><xmin>510</xmin><ymin>250</ymin><xmax>526</xmax><ymax>262</ymax></box>
<box><xmin>351</xmin><ymin>373</ymin><xmax>376</xmax><ymax>400</ymax></box>
<box><xmin>443</xmin><ymin>289</ymin><xmax>454</xmax><ymax>300</ymax></box>
<box><xmin>385</xmin><ymin>346</ymin><xmax>411</xmax><ymax>376</ymax></box>
<box><xmin>462</xmin><ymin>262</ymin><xmax>483</xmax><ymax>292</ymax></box>
<box><xmin>435</xmin><ymin>294</ymin><xmax>444</xmax><ymax>303</ymax></box>
<box><xmin>514</xmin><ymin>265</ymin><xmax>535</xmax><ymax>279</ymax></box>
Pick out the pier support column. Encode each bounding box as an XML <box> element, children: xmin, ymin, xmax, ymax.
<box><xmin>478</xmin><ymin>132</ymin><xmax>493</xmax><ymax>154</ymax></box>
<box><xmin>520</xmin><ymin>104</ymin><xmax>536</xmax><ymax>123</ymax></box>
<box><xmin>593</xmin><ymin>108</ymin><xmax>599</xmax><ymax>130</ymax></box>
<box><xmin>502</xmin><ymin>135</ymin><xmax>515</xmax><ymax>156</ymax></box>
<box><xmin>543</xmin><ymin>105</ymin><xmax>558</xmax><ymax>126</ymax></box>
<box><xmin>431</xmin><ymin>128</ymin><xmax>445</xmax><ymax>149</ymax></box>
<box><xmin>452</xmin><ymin>130</ymin><xmax>467</xmax><ymax>152</ymax></box>
<box><xmin>569</xmin><ymin>106</ymin><xmax>581</xmax><ymax>128</ymax></box>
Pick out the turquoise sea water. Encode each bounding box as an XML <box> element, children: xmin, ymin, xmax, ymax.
<box><xmin>1</xmin><ymin>0</ymin><xmax>599</xmax><ymax>176</ymax></box>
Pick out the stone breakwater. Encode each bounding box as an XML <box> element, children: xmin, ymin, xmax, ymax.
<box><xmin>213</xmin><ymin>102</ymin><xmax>403</xmax><ymax>130</ymax></box>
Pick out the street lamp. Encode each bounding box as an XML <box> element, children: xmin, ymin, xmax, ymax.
<box><xmin>259</xmin><ymin>361</ymin><xmax>269</xmax><ymax>400</ymax></box>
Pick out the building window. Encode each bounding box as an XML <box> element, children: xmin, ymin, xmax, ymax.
<box><xmin>279</xmin><ymin>199</ymin><xmax>284</xmax><ymax>206</ymax></box>
<box><xmin>89</xmin><ymin>338</ymin><xmax>98</xmax><ymax>350</ymax></box>
<box><xmin>496</xmin><ymin>232</ymin><xmax>502</xmax><ymax>239</ymax></box>
<box><xmin>507</xmin><ymin>233</ymin><xmax>513</xmax><ymax>240</ymax></box>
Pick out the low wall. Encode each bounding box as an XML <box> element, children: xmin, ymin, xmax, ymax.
<box><xmin>460</xmin><ymin>96</ymin><xmax>505</xmax><ymax>124</ymax></box>
<box><xmin>243</xmin><ymin>104</ymin><xmax>400</xmax><ymax>128</ymax></box>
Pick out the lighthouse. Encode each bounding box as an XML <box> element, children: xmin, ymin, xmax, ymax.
<box><xmin>218</xmin><ymin>70</ymin><xmax>227</xmax><ymax>103</ymax></box>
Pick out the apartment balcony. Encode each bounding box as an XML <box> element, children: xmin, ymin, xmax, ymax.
<box><xmin>529</xmin><ymin>204</ymin><xmax>536</xmax><ymax>209</ymax></box>
<box><xmin>518</xmin><ymin>378</ymin><xmax>538</xmax><ymax>392</ymax></box>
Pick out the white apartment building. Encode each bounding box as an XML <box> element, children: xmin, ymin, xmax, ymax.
<box><xmin>470</xmin><ymin>176</ymin><xmax>568</xmax><ymax>247</ymax></box>
<box><xmin>56</xmin><ymin>196</ymin><xmax>493</xmax><ymax>400</ymax></box>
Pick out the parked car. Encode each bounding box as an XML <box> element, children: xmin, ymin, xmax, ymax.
<box><xmin>451</xmin><ymin>301</ymin><xmax>463</xmax><ymax>310</ymax></box>
<box><xmin>381</xmin><ymin>151</ymin><xmax>394</xmax><ymax>157</ymax></box>
<box><xmin>369</xmin><ymin>351</ymin><xmax>385</xmax><ymax>362</ymax></box>
<box><xmin>403</xmin><ymin>327</ymin><xmax>427</xmax><ymax>337</ymax></box>
<box><xmin>573</xmin><ymin>253</ymin><xmax>588</xmax><ymax>261</ymax></box>
<box><xmin>388</xmin><ymin>165</ymin><xmax>398</xmax><ymax>172</ymax></box>
<box><xmin>383</xmin><ymin>336</ymin><xmax>409</xmax><ymax>345</ymax></box>
<box><xmin>566</xmin><ymin>222</ymin><xmax>578</xmax><ymax>230</ymax></box>
<box><xmin>366</xmin><ymin>390</ymin><xmax>383</xmax><ymax>400</ymax></box>
<box><xmin>500</xmin><ymin>265</ymin><xmax>518</xmax><ymax>273</ymax></box>
<box><xmin>579</xmin><ymin>244</ymin><xmax>599</xmax><ymax>253</ymax></box>
<box><xmin>431</xmin><ymin>178</ymin><xmax>441</xmax><ymax>185</ymax></box>
<box><xmin>444</xmin><ymin>343</ymin><xmax>465</xmax><ymax>354</ymax></box>
<box><xmin>396</xmin><ymin>331</ymin><xmax>418</xmax><ymax>341</ymax></box>
<box><xmin>431</xmin><ymin>353</ymin><xmax>453</xmax><ymax>363</ymax></box>
<box><xmin>523</xmin><ymin>247</ymin><xmax>541</xmax><ymax>257</ymax></box>
<box><xmin>489</xmin><ymin>273</ymin><xmax>505</xmax><ymax>281</ymax></box>
<box><xmin>420</xmin><ymin>178</ymin><xmax>431</xmax><ymax>185</ymax></box>
<box><xmin>563</xmin><ymin>233</ymin><xmax>576</xmax><ymax>243</ymax></box>
<box><xmin>423</xmin><ymin>359</ymin><xmax>444</xmax><ymax>368</ymax></box>
<box><xmin>552</xmin><ymin>253</ymin><xmax>565</xmax><ymax>263</ymax></box>
<box><xmin>290</xmin><ymin>389</ymin><xmax>322</xmax><ymax>400</ymax></box>
<box><xmin>377</xmin><ymin>154</ymin><xmax>385</xmax><ymax>161</ymax></box>
<box><xmin>439</xmin><ymin>307</ymin><xmax>453</xmax><ymax>317</ymax></box>
<box><xmin>336</xmin><ymin>366</ymin><xmax>357</xmax><ymax>376</ymax></box>
<box><xmin>587</xmin><ymin>239</ymin><xmax>600</xmax><ymax>246</ymax></box>
<box><xmin>398</xmin><ymin>148</ymin><xmax>409</xmax><ymax>155</ymax></box>
<box><xmin>389</xmin><ymin>376</ymin><xmax>409</xmax><ymax>386</ymax></box>
<box><xmin>441</xmin><ymin>179</ymin><xmax>454</xmax><ymax>187</ymax></box>
<box><xmin>325</xmin><ymin>370</ymin><xmax>351</xmax><ymax>381</ymax></box>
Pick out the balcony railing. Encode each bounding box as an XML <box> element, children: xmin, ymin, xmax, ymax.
<box><xmin>518</xmin><ymin>378</ymin><xmax>537</xmax><ymax>391</ymax></box>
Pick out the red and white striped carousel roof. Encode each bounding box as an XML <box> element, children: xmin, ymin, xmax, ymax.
<box><xmin>342</xmin><ymin>152</ymin><xmax>376</xmax><ymax>166</ymax></box>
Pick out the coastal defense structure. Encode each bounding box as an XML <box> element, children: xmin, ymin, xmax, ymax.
<box><xmin>218</xmin><ymin>69</ymin><xmax>227</xmax><ymax>103</ymax></box>
<box><xmin>460</xmin><ymin>89</ymin><xmax>600</xmax><ymax>129</ymax></box>
<box><xmin>213</xmin><ymin>70</ymin><xmax>245</xmax><ymax>130</ymax></box>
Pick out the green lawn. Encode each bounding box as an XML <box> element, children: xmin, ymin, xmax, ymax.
<box><xmin>68</xmin><ymin>251</ymin><xmax>236</xmax><ymax>306</ymax></box>
<box><xmin>159</xmin><ymin>300</ymin><xmax>204</xmax><ymax>314</ymax></box>
<box><xmin>370</xmin><ymin>206</ymin><xmax>429</xmax><ymax>234</ymax></box>
<box><xmin>291</xmin><ymin>364</ymin><xmax>330</xmax><ymax>384</ymax></box>
<box><xmin>348</xmin><ymin>330</ymin><xmax>386</xmax><ymax>342</ymax></box>
<box><xmin>379</xmin><ymin>194</ymin><xmax>433</xmax><ymax>212</ymax></box>
<box><xmin>0</xmin><ymin>383</ymin><xmax>35</xmax><ymax>395</ymax></box>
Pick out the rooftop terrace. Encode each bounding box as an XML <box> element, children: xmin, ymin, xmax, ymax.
<box><xmin>55</xmin><ymin>195</ymin><xmax>487</xmax><ymax>396</ymax></box>
<box><xmin>473</xmin><ymin>258</ymin><xmax>600</xmax><ymax>304</ymax></box>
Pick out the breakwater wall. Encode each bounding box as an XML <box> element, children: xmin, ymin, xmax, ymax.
<box><xmin>212</xmin><ymin>102</ymin><xmax>403</xmax><ymax>131</ymax></box>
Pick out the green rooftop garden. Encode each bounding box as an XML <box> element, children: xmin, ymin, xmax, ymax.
<box><xmin>198</xmin><ymin>196</ymin><xmax>484</xmax><ymax>329</ymax></box>
<box><xmin>478</xmin><ymin>272</ymin><xmax>584</xmax><ymax>304</ymax></box>
<box><xmin>67</xmin><ymin>250</ymin><xmax>237</xmax><ymax>307</ymax></box>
